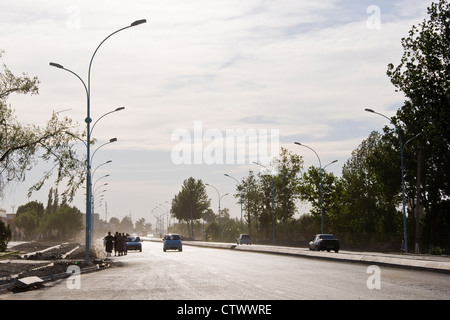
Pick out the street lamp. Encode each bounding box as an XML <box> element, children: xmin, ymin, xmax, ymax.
<box><xmin>91</xmin><ymin>107</ymin><xmax>125</xmax><ymax>136</ymax></box>
<box><xmin>92</xmin><ymin>160</ymin><xmax>112</xmax><ymax>180</ymax></box>
<box><xmin>253</xmin><ymin>162</ymin><xmax>276</xmax><ymax>244</ymax></box>
<box><xmin>365</xmin><ymin>108</ymin><xmax>421</xmax><ymax>253</ymax></box>
<box><xmin>205</xmin><ymin>183</ymin><xmax>228</xmax><ymax>242</ymax></box>
<box><xmin>224</xmin><ymin>173</ymin><xmax>243</xmax><ymax>233</ymax></box>
<box><xmin>294</xmin><ymin>142</ymin><xmax>337</xmax><ymax>234</ymax></box>
<box><xmin>49</xmin><ymin>19</ymin><xmax>146</xmax><ymax>265</ymax></box>
<box><xmin>91</xmin><ymin>138</ymin><xmax>117</xmax><ymax>163</ymax></box>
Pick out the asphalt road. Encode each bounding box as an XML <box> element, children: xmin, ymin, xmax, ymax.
<box><xmin>1</xmin><ymin>241</ymin><xmax>449</xmax><ymax>300</ymax></box>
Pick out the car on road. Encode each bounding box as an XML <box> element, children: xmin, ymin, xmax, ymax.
<box><xmin>237</xmin><ymin>233</ymin><xmax>252</xmax><ymax>245</ymax></box>
<box><xmin>126</xmin><ymin>236</ymin><xmax>142</xmax><ymax>252</ymax></box>
<box><xmin>163</xmin><ymin>233</ymin><xmax>182</xmax><ymax>252</ymax></box>
<box><xmin>309</xmin><ymin>234</ymin><xmax>340</xmax><ymax>253</ymax></box>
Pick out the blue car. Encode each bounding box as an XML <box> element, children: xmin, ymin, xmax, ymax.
<box><xmin>163</xmin><ymin>234</ymin><xmax>182</xmax><ymax>252</ymax></box>
<box><xmin>126</xmin><ymin>236</ymin><xmax>142</xmax><ymax>252</ymax></box>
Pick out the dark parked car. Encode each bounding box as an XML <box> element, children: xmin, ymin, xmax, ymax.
<box><xmin>309</xmin><ymin>234</ymin><xmax>339</xmax><ymax>253</ymax></box>
<box><xmin>126</xmin><ymin>236</ymin><xmax>142</xmax><ymax>252</ymax></box>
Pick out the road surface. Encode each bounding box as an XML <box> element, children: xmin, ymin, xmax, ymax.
<box><xmin>1</xmin><ymin>241</ymin><xmax>449</xmax><ymax>300</ymax></box>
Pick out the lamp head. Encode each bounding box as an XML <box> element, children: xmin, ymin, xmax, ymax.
<box><xmin>49</xmin><ymin>62</ymin><xmax>64</xmax><ymax>69</ymax></box>
<box><xmin>131</xmin><ymin>19</ymin><xmax>147</xmax><ymax>26</ymax></box>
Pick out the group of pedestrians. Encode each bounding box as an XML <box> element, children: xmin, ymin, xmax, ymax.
<box><xmin>104</xmin><ymin>231</ymin><xmax>129</xmax><ymax>256</ymax></box>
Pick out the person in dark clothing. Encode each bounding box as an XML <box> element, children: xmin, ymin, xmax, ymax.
<box><xmin>114</xmin><ymin>232</ymin><xmax>120</xmax><ymax>256</ymax></box>
<box><xmin>104</xmin><ymin>231</ymin><xmax>114</xmax><ymax>257</ymax></box>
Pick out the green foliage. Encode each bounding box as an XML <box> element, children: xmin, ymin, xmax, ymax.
<box><xmin>0</xmin><ymin>220</ymin><xmax>11</xmax><ymax>251</ymax></box>
<box><xmin>386</xmin><ymin>0</ymin><xmax>450</xmax><ymax>247</ymax></box>
<box><xmin>15</xmin><ymin>209</ymin><xmax>40</xmax><ymax>240</ymax></box>
<box><xmin>15</xmin><ymin>191</ymin><xmax>83</xmax><ymax>241</ymax></box>
<box><xmin>234</xmin><ymin>148</ymin><xmax>303</xmax><ymax>237</ymax></box>
<box><xmin>340</xmin><ymin>132</ymin><xmax>402</xmax><ymax>235</ymax></box>
<box><xmin>166</xmin><ymin>1</ymin><xmax>450</xmax><ymax>252</ymax></box>
<box><xmin>170</xmin><ymin>177</ymin><xmax>211</xmax><ymax>237</ymax></box>
<box><xmin>16</xmin><ymin>200</ymin><xmax>45</xmax><ymax>218</ymax></box>
<box><xmin>43</xmin><ymin>205</ymin><xmax>83</xmax><ymax>240</ymax></box>
<box><xmin>0</xmin><ymin>50</ymin><xmax>85</xmax><ymax>201</ymax></box>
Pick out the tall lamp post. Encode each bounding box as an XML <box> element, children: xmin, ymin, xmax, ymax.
<box><xmin>205</xmin><ymin>183</ymin><xmax>228</xmax><ymax>242</ymax></box>
<box><xmin>224</xmin><ymin>173</ymin><xmax>243</xmax><ymax>233</ymax></box>
<box><xmin>49</xmin><ymin>19</ymin><xmax>146</xmax><ymax>265</ymax></box>
<box><xmin>294</xmin><ymin>142</ymin><xmax>337</xmax><ymax>234</ymax></box>
<box><xmin>365</xmin><ymin>108</ymin><xmax>421</xmax><ymax>253</ymax></box>
<box><xmin>253</xmin><ymin>162</ymin><xmax>276</xmax><ymax>244</ymax></box>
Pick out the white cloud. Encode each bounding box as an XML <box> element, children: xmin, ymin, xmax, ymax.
<box><xmin>0</xmin><ymin>0</ymin><xmax>429</xmax><ymax>223</ymax></box>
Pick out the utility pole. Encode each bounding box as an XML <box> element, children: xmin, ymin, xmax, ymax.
<box><xmin>415</xmin><ymin>149</ymin><xmax>422</xmax><ymax>254</ymax></box>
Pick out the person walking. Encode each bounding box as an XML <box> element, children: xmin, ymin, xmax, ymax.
<box><xmin>104</xmin><ymin>231</ymin><xmax>114</xmax><ymax>257</ymax></box>
<box><xmin>114</xmin><ymin>232</ymin><xmax>120</xmax><ymax>256</ymax></box>
<box><xmin>123</xmin><ymin>233</ymin><xmax>128</xmax><ymax>255</ymax></box>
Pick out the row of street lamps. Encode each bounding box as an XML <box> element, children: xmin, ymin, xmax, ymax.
<box><xmin>210</xmin><ymin>109</ymin><xmax>419</xmax><ymax>250</ymax></box>
<box><xmin>49</xmin><ymin>19</ymin><xmax>147</xmax><ymax>265</ymax></box>
<box><xmin>49</xmin><ymin>19</ymin><xmax>418</xmax><ymax>257</ymax></box>
<box><xmin>211</xmin><ymin>144</ymin><xmax>337</xmax><ymax>245</ymax></box>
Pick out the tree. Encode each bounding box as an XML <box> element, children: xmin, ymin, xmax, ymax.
<box><xmin>340</xmin><ymin>132</ymin><xmax>402</xmax><ymax>235</ymax></box>
<box><xmin>236</xmin><ymin>170</ymin><xmax>261</xmax><ymax>235</ymax></box>
<box><xmin>0</xmin><ymin>50</ymin><xmax>85</xmax><ymax>201</ymax></box>
<box><xmin>135</xmin><ymin>218</ymin><xmax>151</xmax><ymax>235</ymax></box>
<box><xmin>298</xmin><ymin>166</ymin><xmax>341</xmax><ymax>232</ymax></box>
<box><xmin>119</xmin><ymin>216</ymin><xmax>134</xmax><ymax>234</ymax></box>
<box><xmin>109</xmin><ymin>217</ymin><xmax>120</xmax><ymax>230</ymax></box>
<box><xmin>0</xmin><ymin>220</ymin><xmax>11</xmax><ymax>251</ymax></box>
<box><xmin>15</xmin><ymin>210</ymin><xmax>40</xmax><ymax>240</ymax></box>
<box><xmin>43</xmin><ymin>205</ymin><xmax>83</xmax><ymax>240</ymax></box>
<box><xmin>235</xmin><ymin>148</ymin><xmax>303</xmax><ymax>239</ymax></box>
<box><xmin>386</xmin><ymin>0</ymin><xmax>450</xmax><ymax>249</ymax></box>
<box><xmin>271</xmin><ymin>148</ymin><xmax>303</xmax><ymax>223</ymax></box>
<box><xmin>16</xmin><ymin>201</ymin><xmax>44</xmax><ymax>218</ymax></box>
<box><xmin>170</xmin><ymin>177</ymin><xmax>211</xmax><ymax>238</ymax></box>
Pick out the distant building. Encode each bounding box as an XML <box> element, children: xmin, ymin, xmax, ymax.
<box><xmin>0</xmin><ymin>208</ymin><xmax>23</xmax><ymax>241</ymax></box>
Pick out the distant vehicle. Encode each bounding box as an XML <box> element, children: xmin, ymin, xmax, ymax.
<box><xmin>309</xmin><ymin>234</ymin><xmax>339</xmax><ymax>253</ymax></box>
<box><xmin>126</xmin><ymin>236</ymin><xmax>142</xmax><ymax>252</ymax></box>
<box><xmin>237</xmin><ymin>234</ymin><xmax>252</xmax><ymax>245</ymax></box>
<box><xmin>163</xmin><ymin>234</ymin><xmax>183</xmax><ymax>252</ymax></box>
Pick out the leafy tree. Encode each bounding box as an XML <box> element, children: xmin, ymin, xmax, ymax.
<box><xmin>386</xmin><ymin>0</ymin><xmax>450</xmax><ymax>247</ymax></box>
<box><xmin>16</xmin><ymin>200</ymin><xmax>44</xmax><ymax>218</ymax></box>
<box><xmin>340</xmin><ymin>132</ymin><xmax>402</xmax><ymax>235</ymax></box>
<box><xmin>298</xmin><ymin>166</ymin><xmax>341</xmax><ymax>232</ymax></box>
<box><xmin>235</xmin><ymin>148</ymin><xmax>303</xmax><ymax>239</ymax></box>
<box><xmin>236</xmin><ymin>170</ymin><xmax>261</xmax><ymax>235</ymax></box>
<box><xmin>135</xmin><ymin>217</ymin><xmax>151</xmax><ymax>235</ymax></box>
<box><xmin>170</xmin><ymin>177</ymin><xmax>211</xmax><ymax>238</ymax></box>
<box><xmin>43</xmin><ymin>205</ymin><xmax>83</xmax><ymax>240</ymax></box>
<box><xmin>119</xmin><ymin>216</ymin><xmax>134</xmax><ymax>234</ymax></box>
<box><xmin>109</xmin><ymin>217</ymin><xmax>120</xmax><ymax>230</ymax></box>
<box><xmin>0</xmin><ymin>220</ymin><xmax>11</xmax><ymax>251</ymax></box>
<box><xmin>0</xmin><ymin>50</ymin><xmax>85</xmax><ymax>201</ymax></box>
<box><xmin>271</xmin><ymin>148</ymin><xmax>303</xmax><ymax>223</ymax></box>
<box><xmin>15</xmin><ymin>209</ymin><xmax>40</xmax><ymax>240</ymax></box>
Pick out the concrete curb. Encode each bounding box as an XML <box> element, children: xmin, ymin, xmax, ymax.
<box><xmin>179</xmin><ymin>240</ymin><xmax>450</xmax><ymax>274</ymax></box>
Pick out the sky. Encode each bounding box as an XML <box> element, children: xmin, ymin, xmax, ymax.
<box><xmin>0</xmin><ymin>0</ymin><xmax>431</xmax><ymax>227</ymax></box>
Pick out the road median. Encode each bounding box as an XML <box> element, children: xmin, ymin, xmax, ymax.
<box><xmin>177</xmin><ymin>240</ymin><xmax>450</xmax><ymax>274</ymax></box>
